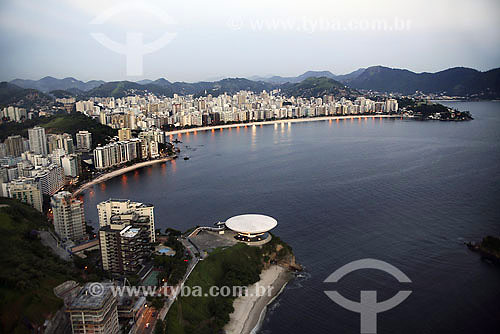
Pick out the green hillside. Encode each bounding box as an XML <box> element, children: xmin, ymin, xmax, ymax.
<box><xmin>166</xmin><ymin>236</ymin><xmax>294</xmax><ymax>334</ymax></box>
<box><xmin>282</xmin><ymin>76</ymin><xmax>359</xmax><ymax>98</ymax></box>
<box><xmin>0</xmin><ymin>82</ymin><xmax>53</xmax><ymax>109</ymax></box>
<box><xmin>0</xmin><ymin>197</ymin><xmax>77</xmax><ymax>333</ymax></box>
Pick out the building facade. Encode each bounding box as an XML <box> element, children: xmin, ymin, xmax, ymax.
<box><xmin>4</xmin><ymin>135</ymin><xmax>24</xmax><ymax>157</ymax></box>
<box><xmin>7</xmin><ymin>179</ymin><xmax>43</xmax><ymax>212</ymax></box>
<box><xmin>67</xmin><ymin>283</ymin><xmax>120</xmax><ymax>334</ymax></box>
<box><xmin>28</xmin><ymin>126</ymin><xmax>48</xmax><ymax>156</ymax></box>
<box><xmin>76</xmin><ymin>131</ymin><xmax>92</xmax><ymax>152</ymax></box>
<box><xmin>51</xmin><ymin>191</ymin><xmax>86</xmax><ymax>242</ymax></box>
<box><xmin>97</xmin><ymin>199</ymin><xmax>155</xmax><ymax>242</ymax></box>
<box><xmin>99</xmin><ymin>224</ymin><xmax>150</xmax><ymax>274</ymax></box>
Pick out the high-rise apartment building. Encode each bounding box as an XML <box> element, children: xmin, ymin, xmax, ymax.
<box><xmin>8</xmin><ymin>179</ymin><xmax>43</xmax><ymax>212</ymax></box>
<box><xmin>76</xmin><ymin>130</ymin><xmax>92</xmax><ymax>152</ymax></box>
<box><xmin>118</xmin><ymin>128</ymin><xmax>132</xmax><ymax>141</ymax></box>
<box><xmin>28</xmin><ymin>126</ymin><xmax>48</xmax><ymax>156</ymax></box>
<box><xmin>51</xmin><ymin>191</ymin><xmax>86</xmax><ymax>242</ymax></box>
<box><xmin>97</xmin><ymin>199</ymin><xmax>155</xmax><ymax>242</ymax></box>
<box><xmin>67</xmin><ymin>283</ymin><xmax>120</xmax><ymax>334</ymax></box>
<box><xmin>93</xmin><ymin>139</ymin><xmax>142</xmax><ymax>170</ymax></box>
<box><xmin>4</xmin><ymin>135</ymin><xmax>24</xmax><ymax>157</ymax></box>
<box><xmin>61</xmin><ymin>154</ymin><xmax>79</xmax><ymax>178</ymax></box>
<box><xmin>99</xmin><ymin>223</ymin><xmax>150</xmax><ymax>274</ymax></box>
<box><xmin>33</xmin><ymin>164</ymin><xmax>64</xmax><ymax>195</ymax></box>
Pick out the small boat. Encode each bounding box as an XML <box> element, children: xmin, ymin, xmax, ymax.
<box><xmin>183</xmin><ymin>156</ymin><xmax>190</xmax><ymax>160</ymax></box>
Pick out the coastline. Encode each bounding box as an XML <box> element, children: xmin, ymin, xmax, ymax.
<box><xmin>164</xmin><ymin>114</ymin><xmax>400</xmax><ymax>136</ymax></box>
<box><xmin>224</xmin><ymin>265</ymin><xmax>293</xmax><ymax>334</ymax></box>
<box><xmin>72</xmin><ymin>156</ymin><xmax>173</xmax><ymax>196</ymax></box>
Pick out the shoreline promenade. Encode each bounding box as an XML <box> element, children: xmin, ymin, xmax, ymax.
<box><xmin>165</xmin><ymin>114</ymin><xmax>400</xmax><ymax>136</ymax></box>
<box><xmin>72</xmin><ymin>157</ymin><xmax>173</xmax><ymax>196</ymax></box>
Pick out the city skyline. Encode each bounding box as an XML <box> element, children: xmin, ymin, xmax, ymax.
<box><xmin>1</xmin><ymin>0</ymin><xmax>499</xmax><ymax>82</ymax></box>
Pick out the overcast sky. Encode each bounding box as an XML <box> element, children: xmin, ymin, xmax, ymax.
<box><xmin>1</xmin><ymin>0</ymin><xmax>499</xmax><ymax>82</ymax></box>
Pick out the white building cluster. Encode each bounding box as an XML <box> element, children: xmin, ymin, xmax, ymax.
<box><xmin>93</xmin><ymin>129</ymin><xmax>164</xmax><ymax>170</ymax></box>
<box><xmin>1</xmin><ymin>106</ymin><xmax>28</xmax><ymax>122</ymax></box>
<box><xmin>0</xmin><ymin>126</ymin><xmax>90</xmax><ymax>211</ymax></box>
<box><xmin>77</xmin><ymin>91</ymin><xmax>398</xmax><ymax>132</ymax></box>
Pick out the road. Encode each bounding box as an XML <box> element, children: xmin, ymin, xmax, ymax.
<box><xmin>135</xmin><ymin>305</ymin><xmax>155</xmax><ymax>334</ymax></box>
<box><xmin>135</xmin><ymin>237</ymin><xmax>201</xmax><ymax>333</ymax></box>
<box><xmin>158</xmin><ymin>238</ymin><xmax>200</xmax><ymax>320</ymax></box>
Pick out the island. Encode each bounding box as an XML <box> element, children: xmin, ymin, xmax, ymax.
<box><xmin>399</xmin><ymin>99</ymin><xmax>473</xmax><ymax>121</ymax></box>
<box><xmin>467</xmin><ymin>236</ymin><xmax>500</xmax><ymax>264</ymax></box>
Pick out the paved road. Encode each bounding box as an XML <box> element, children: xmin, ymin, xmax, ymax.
<box><xmin>134</xmin><ymin>237</ymin><xmax>201</xmax><ymax>333</ymax></box>
<box><xmin>158</xmin><ymin>238</ymin><xmax>200</xmax><ymax>321</ymax></box>
<box><xmin>135</xmin><ymin>306</ymin><xmax>155</xmax><ymax>334</ymax></box>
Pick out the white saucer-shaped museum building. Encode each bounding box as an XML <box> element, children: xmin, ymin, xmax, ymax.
<box><xmin>225</xmin><ymin>214</ymin><xmax>277</xmax><ymax>243</ymax></box>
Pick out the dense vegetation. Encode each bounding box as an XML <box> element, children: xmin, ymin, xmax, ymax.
<box><xmin>0</xmin><ymin>198</ymin><xmax>77</xmax><ymax>333</ymax></box>
<box><xmin>154</xmin><ymin>236</ymin><xmax>190</xmax><ymax>286</ymax></box>
<box><xmin>84</xmin><ymin>78</ymin><xmax>274</xmax><ymax>98</ymax></box>
<box><xmin>0</xmin><ymin>82</ymin><xmax>53</xmax><ymax>109</ymax></box>
<box><xmin>165</xmin><ymin>243</ymin><xmax>263</xmax><ymax>334</ymax></box>
<box><xmin>411</xmin><ymin>103</ymin><xmax>450</xmax><ymax>116</ymax></box>
<box><xmin>402</xmin><ymin>101</ymin><xmax>473</xmax><ymax>120</ymax></box>
<box><xmin>281</xmin><ymin>76</ymin><xmax>359</xmax><ymax>98</ymax></box>
<box><xmin>480</xmin><ymin>236</ymin><xmax>500</xmax><ymax>259</ymax></box>
<box><xmin>165</xmin><ymin>237</ymin><xmax>294</xmax><ymax>334</ymax></box>
<box><xmin>10</xmin><ymin>76</ymin><xmax>104</xmax><ymax>93</ymax></box>
<box><xmin>0</xmin><ymin>112</ymin><xmax>116</xmax><ymax>148</ymax></box>
<box><xmin>345</xmin><ymin>66</ymin><xmax>500</xmax><ymax>97</ymax></box>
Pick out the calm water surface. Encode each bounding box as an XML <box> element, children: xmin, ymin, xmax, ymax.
<box><xmin>82</xmin><ymin>101</ymin><xmax>500</xmax><ymax>334</ymax></box>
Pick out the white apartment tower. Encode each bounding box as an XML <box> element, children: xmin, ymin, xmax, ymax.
<box><xmin>28</xmin><ymin>126</ymin><xmax>48</xmax><ymax>156</ymax></box>
<box><xmin>8</xmin><ymin>180</ymin><xmax>43</xmax><ymax>212</ymax></box>
<box><xmin>61</xmin><ymin>155</ymin><xmax>79</xmax><ymax>178</ymax></box>
<box><xmin>51</xmin><ymin>191</ymin><xmax>86</xmax><ymax>242</ymax></box>
<box><xmin>97</xmin><ymin>199</ymin><xmax>155</xmax><ymax>242</ymax></box>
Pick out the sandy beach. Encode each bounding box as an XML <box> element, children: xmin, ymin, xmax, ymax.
<box><xmin>224</xmin><ymin>265</ymin><xmax>293</xmax><ymax>334</ymax></box>
<box><xmin>72</xmin><ymin>156</ymin><xmax>173</xmax><ymax>196</ymax></box>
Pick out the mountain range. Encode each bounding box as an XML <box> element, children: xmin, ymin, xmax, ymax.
<box><xmin>10</xmin><ymin>76</ymin><xmax>105</xmax><ymax>93</ymax></box>
<box><xmin>344</xmin><ymin>66</ymin><xmax>500</xmax><ymax>97</ymax></box>
<box><xmin>3</xmin><ymin>66</ymin><xmax>500</xmax><ymax>107</ymax></box>
<box><xmin>249</xmin><ymin>69</ymin><xmax>366</xmax><ymax>84</ymax></box>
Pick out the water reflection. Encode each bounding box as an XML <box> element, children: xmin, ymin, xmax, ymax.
<box><xmin>121</xmin><ymin>174</ymin><xmax>128</xmax><ymax>188</ymax></box>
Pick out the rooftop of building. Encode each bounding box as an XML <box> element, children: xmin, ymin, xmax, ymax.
<box><xmin>225</xmin><ymin>214</ymin><xmax>278</xmax><ymax>234</ymax></box>
<box><xmin>99</xmin><ymin>198</ymin><xmax>154</xmax><ymax>208</ymax></box>
<box><xmin>68</xmin><ymin>282</ymin><xmax>114</xmax><ymax>311</ymax></box>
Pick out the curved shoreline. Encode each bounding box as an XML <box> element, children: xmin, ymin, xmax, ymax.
<box><xmin>73</xmin><ymin>115</ymin><xmax>399</xmax><ymax>197</ymax></box>
<box><xmin>72</xmin><ymin>157</ymin><xmax>173</xmax><ymax>196</ymax></box>
<box><xmin>250</xmin><ymin>273</ymin><xmax>291</xmax><ymax>334</ymax></box>
<box><xmin>165</xmin><ymin>114</ymin><xmax>400</xmax><ymax>136</ymax></box>
<box><xmin>224</xmin><ymin>265</ymin><xmax>293</xmax><ymax>334</ymax></box>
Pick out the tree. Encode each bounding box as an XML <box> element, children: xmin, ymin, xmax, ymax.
<box><xmin>151</xmin><ymin>297</ymin><xmax>165</xmax><ymax>311</ymax></box>
<box><xmin>154</xmin><ymin>320</ymin><xmax>165</xmax><ymax>334</ymax></box>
